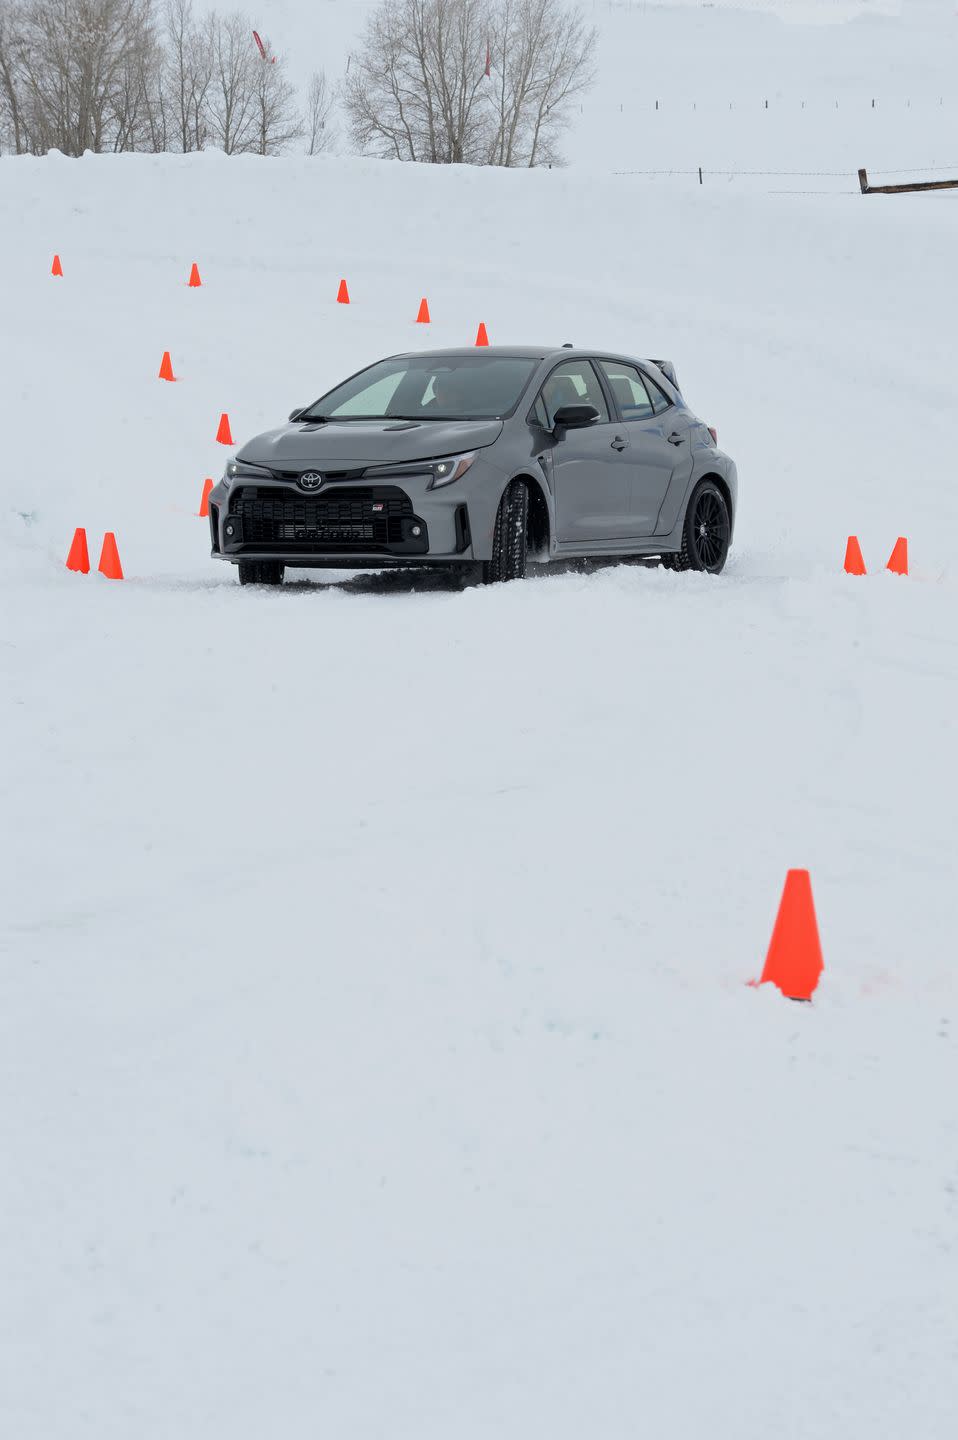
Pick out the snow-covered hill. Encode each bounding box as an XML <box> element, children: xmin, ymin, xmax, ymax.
<box><xmin>1</xmin><ymin>5</ymin><xmax>956</xmax><ymax>1439</ymax></box>
<box><xmin>265</xmin><ymin>0</ymin><xmax>958</xmax><ymax>173</ymax></box>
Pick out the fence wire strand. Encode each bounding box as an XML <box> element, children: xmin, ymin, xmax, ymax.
<box><xmin>614</xmin><ymin>165</ymin><xmax>958</xmax><ymax>178</ymax></box>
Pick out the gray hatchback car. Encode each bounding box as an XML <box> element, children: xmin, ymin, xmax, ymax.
<box><xmin>207</xmin><ymin>347</ymin><xmax>737</xmax><ymax>584</ymax></box>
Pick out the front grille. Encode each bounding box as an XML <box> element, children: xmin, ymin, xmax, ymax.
<box><xmin>271</xmin><ymin>468</ymin><xmax>366</xmax><ymax>484</ymax></box>
<box><xmin>230</xmin><ymin>485</ymin><xmax>413</xmax><ymax>548</ymax></box>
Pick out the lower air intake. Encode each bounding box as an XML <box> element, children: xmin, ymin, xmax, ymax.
<box><xmin>230</xmin><ymin>485</ymin><xmax>414</xmax><ymax>549</ymax></box>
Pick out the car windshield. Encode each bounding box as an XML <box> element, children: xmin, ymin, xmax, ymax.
<box><xmin>304</xmin><ymin>354</ymin><xmax>539</xmax><ymax>422</ymax></box>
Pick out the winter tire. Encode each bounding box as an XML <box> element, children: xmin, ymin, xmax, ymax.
<box><xmin>662</xmin><ymin>480</ymin><xmax>731</xmax><ymax>574</ymax></box>
<box><xmin>482</xmin><ymin>480</ymin><xmax>529</xmax><ymax>584</ymax></box>
<box><xmin>238</xmin><ymin>560</ymin><xmax>285</xmax><ymax>586</ymax></box>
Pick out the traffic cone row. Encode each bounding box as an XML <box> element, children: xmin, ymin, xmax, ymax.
<box><xmin>65</xmin><ymin>528</ymin><xmax>123</xmax><ymax>580</ymax></box>
<box><xmin>52</xmin><ymin>257</ymin><xmax>200</xmax><ymax>286</ymax></box>
<box><xmin>51</xmin><ymin>257</ymin><xmax>490</xmax><ymax>343</ymax></box>
<box><xmin>844</xmin><ymin>535</ymin><xmax>909</xmax><ymax>576</ymax></box>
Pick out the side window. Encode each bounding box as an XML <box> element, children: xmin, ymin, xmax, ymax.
<box><xmin>598</xmin><ymin>361</ymin><xmax>654</xmax><ymax>421</ymax></box>
<box><xmin>645</xmin><ymin>375</ymin><xmax>673</xmax><ymax>415</ymax></box>
<box><xmin>540</xmin><ymin>360</ymin><xmax>610</xmax><ymax>426</ymax></box>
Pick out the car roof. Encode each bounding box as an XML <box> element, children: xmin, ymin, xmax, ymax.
<box><xmin>390</xmin><ymin>346</ymin><xmax>653</xmax><ymax>365</ymax></box>
<box><xmin>391</xmin><ymin>346</ymin><xmax>550</xmax><ymax>360</ymax></box>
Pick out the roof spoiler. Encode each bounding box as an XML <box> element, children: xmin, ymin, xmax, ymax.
<box><xmin>648</xmin><ymin>358</ymin><xmax>679</xmax><ymax>392</ymax></box>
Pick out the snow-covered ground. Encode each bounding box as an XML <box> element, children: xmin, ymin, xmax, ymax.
<box><xmin>2</xmin><ymin>4</ymin><xmax>957</xmax><ymax>1438</ymax></box>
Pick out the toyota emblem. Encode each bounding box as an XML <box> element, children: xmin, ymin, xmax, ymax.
<box><xmin>298</xmin><ymin>471</ymin><xmax>323</xmax><ymax>491</ymax></box>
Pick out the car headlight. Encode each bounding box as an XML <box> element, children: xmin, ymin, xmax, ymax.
<box><xmin>429</xmin><ymin>453</ymin><xmax>477</xmax><ymax>489</ymax></box>
<box><xmin>223</xmin><ymin>457</ymin><xmax>272</xmax><ymax>489</ymax></box>
<box><xmin>364</xmin><ymin>452</ymin><xmax>477</xmax><ymax>490</ymax></box>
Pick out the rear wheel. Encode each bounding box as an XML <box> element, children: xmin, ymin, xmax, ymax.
<box><xmin>482</xmin><ymin>480</ymin><xmax>529</xmax><ymax>584</ymax></box>
<box><xmin>662</xmin><ymin>480</ymin><xmax>730</xmax><ymax>574</ymax></box>
<box><xmin>238</xmin><ymin>560</ymin><xmax>285</xmax><ymax>586</ymax></box>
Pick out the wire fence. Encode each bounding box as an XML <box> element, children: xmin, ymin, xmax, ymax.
<box><xmin>613</xmin><ymin>165</ymin><xmax>958</xmax><ymax>177</ymax></box>
<box><xmin>585</xmin><ymin>97</ymin><xmax>952</xmax><ymax>113</ymax></box>
<box><xmin>607</xmin><ymin>162</ymin><xmax>958</xmax><ymax>196</ymax></box>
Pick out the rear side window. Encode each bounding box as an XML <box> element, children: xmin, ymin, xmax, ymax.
<box><xmin>645</xmin><ymin>375</ymin><xmax>673</xmax><ymax>415</ymax></box>
<box><xmin>598</xmin><ymin>361</ymin><xmax>654</xmax><ymax>421</ymax></box>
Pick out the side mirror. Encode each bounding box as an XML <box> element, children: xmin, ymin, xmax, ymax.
<box><xmin>289</xmin><ymin>407</ymin><xmax>306</xmax><ymax>422</ymax></box>
<box><xmin>553</xmin><ymin>404</ymin><xmax>599</xmax><ymax>430</ymax></box>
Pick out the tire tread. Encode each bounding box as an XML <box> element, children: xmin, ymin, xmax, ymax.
<box><xmin>483</xmin><ymin>481</ymin><xmax>529</xmax><ymax>584</ymax></box>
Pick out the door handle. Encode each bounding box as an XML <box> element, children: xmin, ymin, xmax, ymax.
<box><xmin>611</xmin><ymin>436</ymin><xmax>628</xmax><ymax>451</ymax></box>
<box><xmin>667</xmin><ymin>431</ymin><xmax>685</xmax><ymax>446</ymax></box>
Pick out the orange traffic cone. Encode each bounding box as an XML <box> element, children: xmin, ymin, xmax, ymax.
<box><xmin>188</xmin><ymin>262</ymin><xmax>202</xmax><ymax>288</ymax></box>
<box><xmin>51</xmin><ymin>254</ymin><xmax>63</xmax><ymax>277</ymax></box>
<box><xmin>475</xmin><ymin>322</ymin><xmax>489</xmax><ymax>346</ymax></box>
<box><xmin>337</xmin><ymin>278</ymin><xmax>350</xmax><ymax>304</ymax></box>
<box><xmin>754</xmin><ymin>870</ymin><xmax>823</xmax><ymax>1001</ymax></box>
<box><xmin>158</xmin><ymin>350</ymin><xmax>176</xmax><ymax>382</ymax></box>
<box><xmin>843</xmin><ymin>535</ymin><xmax>866</xmax><ymax>576</ymax></box>
<box><xmin>97</xmin><ymin>532</ymin><xmax>124</xmax><ymax>581</ymax></box>
<box><xmin>216</xmin><ymin>413</ymin><xmax>233</xmax><ymax>445</ymax></box>
<box><xmin>886</xmin><ymin>537</ymin><xmax>908</xmax><ymax>576</ymax></box>
<box><xmin>65</xmin><ymin>527</ymin><xmax>90</xmax><ymax>574</ymax></box>
<box><xmin>416</xmin><ymin>297</ymin><xmax>431</xmax><ymax>323</ymax></box>
<box><xmin>198</xmin><ymin>477</ymin><xmax>214</xmax><ymax>517</ymax></box>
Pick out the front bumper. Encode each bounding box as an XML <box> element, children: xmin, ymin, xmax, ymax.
<box><xmin>209</xmin><ymin>477</ymin><xmax>474</xmax><ymax>567</ymax></box>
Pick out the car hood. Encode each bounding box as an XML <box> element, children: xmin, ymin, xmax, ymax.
<box><xmin>239</xmin><ymin>418</ymin><xmax>504</xmax><ymax>469</ymax></box>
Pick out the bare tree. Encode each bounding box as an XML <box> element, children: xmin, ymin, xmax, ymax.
<box><xmin>345</xmin><ymin>0</ymin><xmax>594</xmax><ymax>167</ymax></box>
<box><xmin>110</xmin><ymin>3</ymin><xmax>169</xmax><ymax>151</ymax></box>
<box><xmin>0</xmin><ymin>2</ymin><xmax>26</xmax><ymax>152</ymax></box>
<box><xmin>344</xmin><ymin>0</ymin><xmax>490</xmax><ymax>165</ymax></box>
<box><xmin>204</xmin><ymin>9</ymin><xmax>257</xmax><ymax>154</ymax></box>
<box><xmin>9</xmin><ymin>0</ymin><xmax>157</xmax><ymax>155</ymax></box>
<box><xmin>488</xmin><ymin>0</ymin><xmax>595</xmax><ymax>167</ymax></box>
<box><xmin>246</xmin><ymin>34</ymin><xmax>301</xmax><ymax>155</ymax></box>
<box><xmin>304</xmin><ymin>68</ymin><xmax>333</xmax><ymax>155</ymax></box>
<box><xmin>0</xmin><ymin>2</ymin><xmax>348</xmax><ymax>158</ymax></box>
<box><xmin>164</xmin><ymin>0</ymin><xmax>213</xmax><ymax>151</ymax></box>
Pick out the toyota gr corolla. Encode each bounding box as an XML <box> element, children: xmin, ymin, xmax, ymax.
<box><xmin>207</xmin><ymin>347</ymin><xmax>737</xmax><ymax>584</ymax></box>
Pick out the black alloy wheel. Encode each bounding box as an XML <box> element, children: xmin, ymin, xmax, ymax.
<box><xmin>663</xmin><ymin>480</ymin><xmax>731</xmax><ymax>574</ymax></box>
<box><xmin>690</xmin><ymin>487</ymin><xmax>729</xmax><ymax>569</ymax></box>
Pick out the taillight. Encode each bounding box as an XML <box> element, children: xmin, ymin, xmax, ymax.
<box><xmin>708</xmin><ymin>426</ymin><xmax>718</xmax><ymax>445</ymax></box>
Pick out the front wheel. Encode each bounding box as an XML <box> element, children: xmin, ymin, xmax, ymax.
<box><xmin>482</xmin><ymin>480</ymin><xmax>529</xmax><ymax>584</ymax></box>
<box><xmin>662</xmin><ymin>480</ymin><xmax>730</xmax><ymax>574</ymax></box>
<box><xmin>238</xmin><ymin>560</ymin><xmax>285</xmax><ymax>586</ymax></box>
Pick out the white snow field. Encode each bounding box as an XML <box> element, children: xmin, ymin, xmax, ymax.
<box><xmin>2</xmin><ymin>5</ymin><xmax>958</xmax><ymax>1439</ymax></box>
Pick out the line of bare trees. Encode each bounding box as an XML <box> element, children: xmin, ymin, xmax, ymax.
<box><xmin>344</xmin><ymin>0</ymin><xmax>596</xmax><ymax>167</ymax></box>
<box><xmin>0</xmin><ymin>0</ymin><xmax>333</xmax><ymax>155</ymax></box>
<box><xmin>0</xmin><ymin>0</ymin><xmax>595</xmax><ymax>165</ymax></box>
